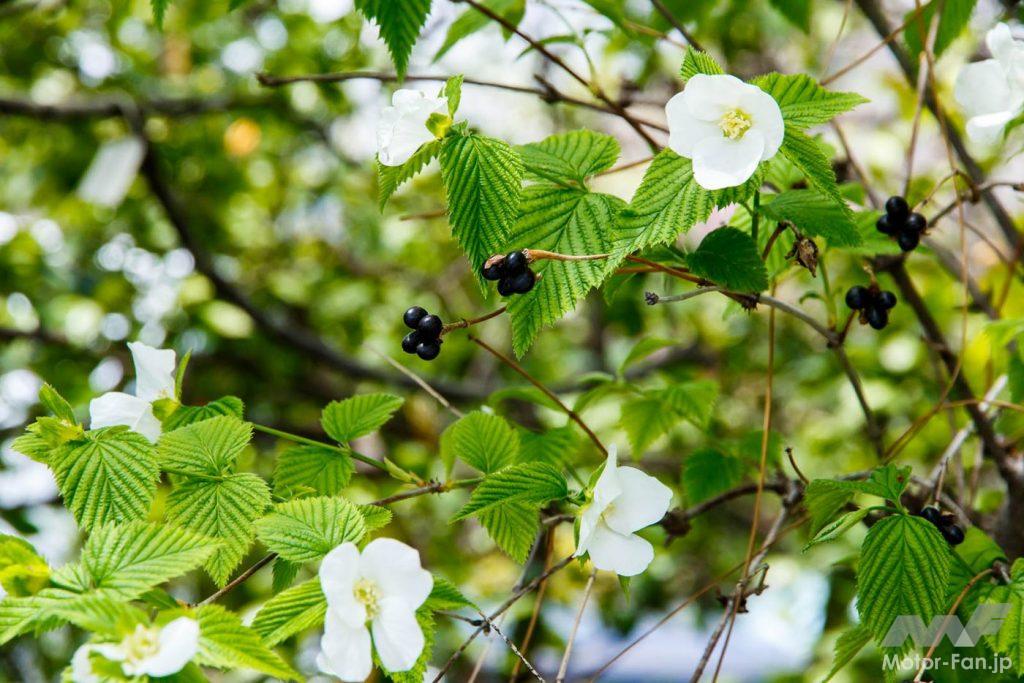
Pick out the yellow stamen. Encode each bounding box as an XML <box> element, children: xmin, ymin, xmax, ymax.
<box><xmin>353</xmin><ymin>578</ymin><xmax>382</xmax><ymax>620</ymax></box>
<box><xmin>720</xmin><ymin>109</ymin><xmax>752</xmax><ymax>140</ymax></box>
<box><xmin>121</xmin><ymin>625</ymin><xmax>161</xmax><ymax>662</ymax></box>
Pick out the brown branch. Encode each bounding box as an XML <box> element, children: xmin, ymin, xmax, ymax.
<box><xmin>650</xmin><ymin>0</ymin><xmax>705</xmax><ymax>52</ymax></box>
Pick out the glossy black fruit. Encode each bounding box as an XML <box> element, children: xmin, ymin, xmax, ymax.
<box><xmin>876</xmin><ymin>214</ymin><xmax>895</xmax><ymax>235</ymax></box>
<box><xmin>403</xmin><ymin>306</ymin><xmax>427</xmax><ymax>329</ymax></box>
<box><xmin>919</xmin><ymin>506</ymin><xmax>942</xmax><ymax>525</ymax></box>
<box><xmin>846</xmin><ymin>286</ymin><xmax>869</xmax><ymax>310</ymax></box>
<box><xmin>417</xmin><ymin>314</ymin><xmax>443</xmax><ymax>339</ymax></box>
<box><xmin>906</xmin><ymin>212</ymin><xmax>927</xmax><ymax>233</ymax></box>
<box><xmin>504</xmin><ymin>250</ymin><xmax>527</xmax><ymax>274</ymax></box>
<box><xmin>481</xmin><ymin>263</ymin><xmax>504</xmax><ymax>281</ymax></box>
<box><xmin>508</xmin><ymin>270</ymin><xmax>536</xmax><ymax>294</ymax></box>
<box><xmin>416</xmin><ymin>341</ymin><xmax>441</xmax><ymax>361</ymax></box>
<box><xmin>941</xmin><ymin>524</ymin><xmax>966</xmax><ymax>546</ymax></box>
<box><xmin>877</xmin><ymin>291</ymin><xmax>897</xmax><ymax>309</ymax></box>
<box><xmin>865</xmin><ymin>306</ymin><xmax>888</xmax><ymax>330</ymax></box>
<box><xmin>885</xmin><ymin>196</ymin><xmax>909</xmax><ymax>221</ymax></box>
<box><xmin>896</xmin><ymin>230</ymin><xmax>920</xmax><ymax>252</ymax></box>
<box><xmin>401</xmin><ymin>331</ymin><xmax>421</xmax><ymax>354</ymax></box>
<box><xmin>497</xmin><ymin>278</ymin><xmax>515</xmax><ymax>296</ymax></box>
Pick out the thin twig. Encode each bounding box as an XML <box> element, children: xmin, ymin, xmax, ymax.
<box><xmin>556</xmin><ymin>569</ymin><xmax>597</xmax><ymax>682</ymax></box>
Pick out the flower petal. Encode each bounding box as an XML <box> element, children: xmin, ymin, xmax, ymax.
<box><xmin>377</xmin><ymin>90</ymin><xmax>447</xmax><ymax>167</ymax></box>
<box><xmin>691</xmin><ymin>130</ymin><xmax>765</xmax><ymax>190</ymax></box>
<box><xmin>665</xmin><ymin>91</ymin><xmax>723</xmax><ymax>158</ymax></box>
<box><xmin>71</xmin><ymin>645</ymin><xmax>103</xmax><ymax>683</ymax></box>
<box><xmin>320</xmin><ymin>542</ymin><xmax>367</xmax><ymax>626</ymax></box>
<box><xmin>585</xmin><ymin>523</ymin><xmax>655</xmax><ymax>577</ymax></box>
<box><xmin>601</xmin><ymin>466</ymin><xmax>673</xmax><ymax>535</ymax></box>
<box><xmin>133</xmin><ymin>617</ymin><xmax>198</xmax><ymax>677</ymax></box>
<box><xmin>372</xmin><ymin>598</ymin><xmax>426</xmax><ymax>673</ymax></box>
<box><xmin>576</xmin><ymin>446</ymin><xmax>624</xmax><ymax>557</ymax></box>
<box><xmin>359</xmin><ymin>538</ymin><xmax>433</xmax><ymax>609</ymax></box>
<box><xmin>738</xmin><ymin>87</ymin><xmax>784</xmax><ymax>159</ymax></box>
<box><xmin>967</xmin><ymin>110</ymin><xmax>1018</xmax><ymax>144</ymax></box>
<box><xmin>318</xmin><ymin>609</ymin><xmax>373</xmax><ymax>683</ymax></box>
<box><xmin>954</xmin><ymin>59</ymin><xmax>1021</xmax><ymax>118</ymax></box>
<box><xmin>89</xmin><ymin>392</ymin><xmax>162</xmax><ymax>442</ymax></box>
<box><xmin>682</xmin><ymin>74</ymin><xmax>747</xmax><ymax>120</ymax></box>
<box><xmin>127</xmin><ymin>342</ymin><xmax>176</xmax><ymax>402</ymax></box>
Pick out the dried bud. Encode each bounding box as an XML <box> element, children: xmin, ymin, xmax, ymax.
<box><xmin>786</xmin><ymin>236</ymin><xmax>819</xmax><ymax>277</ymax></box>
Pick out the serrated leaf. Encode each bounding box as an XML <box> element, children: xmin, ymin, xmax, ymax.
<box><xmin>804</xmin><ymin>508</ymin><xmax>871</xmax><ymax>550</ymax></box>
<box><xmin>904</xmin><ymin>0</ymin><xmax>977</xmax><ymax>58</ymax></box>
<box><xmin>440</xmin><ymin>411</ymin><xmax>519</xmax><ymax>476</ymax></box>
<box><xmin>48</xmin><ymin>593</ymin><xmax>147</xmax><ymax>636</ymax></box>
<box><xmin>0</xmin><ymin>535</ymin><xmax>49</xmax><ymax>596</ymax></box>
<box><xmin>682</xmin><ymin>448</ymin><xmax>746</xmax><ymax>504</ymax></box>
<box><xmin>618</xmin><ymin>381</ymin><xmax>717</xmax><ymax>454</ymax></box>
<box><xmin>251</xmin><ymin>577</ymin><xmax>327</xmax><ymax>646</ymax></box>
<box><xmin>272</xmin><ymin>557</ymin><xmax>300</xmax><ymax>593</ymax></box>
<box><xmin>680</xmin><ymin>47</ymin><xmax>724</xmax><ymax>80</ymax></box>
<box><xmin>518</xmin><ymin>130</ymin><xmax>620</xmax><ymax>185</ymax></box>
<box><xmin>151</xmin><ymin>0</ymin><xmax>170</xmax><ymax>27</ymax></box>
<box><xmin>453</xmin><ymin>462</ymin><xmax>568</xmax><ymax>521</ymax></box>
<box><xmin>0</xmin><ymin>588</ymin><xmax>102</xmax><ymax>645</ymax></box>
<box><xmin>378</xmin><ymin>139</ymin><xmax>441</xmax><ymax>210</ymax></box>
<box><xmin>163</xmin><ymin>396</ymin><xmax>244</xmax><ymax>432</ymax></box>
<box><xmin>434</xmin><ymin>0</ymin><xmax>524</xmax><ymax>61</ymax></box>
<box><xmin>856</xmin><ymin>514</ymin><xmax>952</xmax><ymax>642</ymax></box>
<box><xmin>824</xmin><ymin>623</ymin><xmax>873</xmax><ymax>682</ymax></box>
<box><xmin>517</xmin><ymin>426</ymin><xmax>578</xmax><ymax>467</ymax></box>
<box><xmin>687</xmin><ymin>227</ymin><xmax>768</xmax><ymax>292</ymax></box>
<box><xmin>166</xmin><ymin>473</ymin><xmax>271</xmax><ymax>586</ymax></box>
<box><xmin>751</xmin><ymin>73</ymin><xmax>867</xmax><ymax>129</ymax></box>
<box><xmin>11</xmin><ymin>432</ymin><xmax>51</xmax><ymax>464</ymax></box>
<box><xmin>779</xmin><ymin>127</ymin><xmax>843</xmax><ymax>204</ymax></box>
<box><xmin>619</xmin><ymin>337</ymin><xmax>676</xmax><ymax>375</ymax></box>
<box><xmin>39</xmin><ymin>383</ymin><xmax>76</xmax><ymax>424</ymax></box>
<box><xmin>440</xmin><ymin>133</ymin><xmax>524</xmax><ymax>273</ymax></box>
<box><xmin>507</xmin><ymin>188</ymin><xmax>623</xmax><ymax>355</ymax></box>
<box><xmin>255</xmin><ymin>497</ymin><xmax>367</xmax><ymax>563</ymax></box>
<box><xmin>759</xmin><ymin>190</ymin><xmax>861</xmax><ymax>247</ymax></box>
<box><xmin>478</xmin><ymin>502</ymin><xmax>539</xmax><ymax>562</ymax></box>
<box><xmin>274</xmin><ymin>445</ymin><xmax>354</xmax><ymax>496</ymax></box>
<box><xmin>354</xmin><ymin>0</ymin><xmax>432</xmax><ymax>78</ymax></box>
<box><xmin>82</xmin><ymin>522</ymin><xmax>217</xmax><ymax>599</ymax></box>
<box><xmin>424</xmin><ymin>577</ymin><xmax>476</xmax><ymax>611</ymax></box>
<box><xmin>322</xmin><ymin>393</ymin><xmax>404</xmax><ymax>443</ymax></box>
<box><xmin>158</xmin><ymin>415</ymin><xmax>252</xmax><ymax>477</ymax></box>
<box><xmin>803</xmin><ymin>480</ymin><xmax>855</xmax><ymax>535</ymax></box>
<box><xmin>359</xmin><ymin>504</ymin><xmax>393</xmax><ymax>532</ymax></box>
<box><xmin>984</xmin><ymin>558</ymin><xmax>1024</xmax><ymax>672</ymax></box>
<box><xmin>50</xmin><ymin>427</ymin><xmax>159</xmax><ymax>531</ymax></box>
<box><xmin>195</xmin><ymin>604</ymin><xmax>298</xmax><ymax>680</ymax></box>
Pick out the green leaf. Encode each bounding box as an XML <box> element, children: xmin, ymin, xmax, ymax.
<box><xmin>82</xmin><ymin>522</ymin><xmax>217</xmax><ymax>598</ymax></box>
<box><xmin>507</xmin><ymin>188</ymin><xmax>624</xmax><ymax>355</ymax></box>
<box><xmin>824</xmin><ymin>623</ymin><xmax>873</xmax><ymax>682</ymax></box>
<box><xmin>359</xmin><ymin>504</ymin><xmax>394</xmax><ymax>532</ymax></box>
<box><xmin>166</xmin><ymin>473</ymin><xmax>271</xmax><ymax>586</ymax></box>
<box><xmin>251</xmin><ymin>577</ymin><xmax>327</xmax><ymax>646</ymax></box>
<box><xmin>11</xmin><ymin>432</ymin><xmax>51</xmax><ymax>464</ymax></box>
<box><xmin>424</xmin><ymin>577</ymin><xmax>476</xmax><ymax>611</ymax></box>
<box><xmin>687</xmin><ymin>227</ymin><xmax>768</xmax><ymax>292</ymax></box>
<box><xmin>255</xmin><ymin>497</ymin><xmax>367</xmax><ymax>563</ymax></box>
<box><xmin>195</xmin><ymin>604</ymin><xmax>299</xmax><ymax>680</ymax></box>
<box><xmin>274</xmin><ymin>445</ymin><xmax>354</xmax><ymax>497</ymax></box>
<box><xmin>272</xmin><ymin>557</ymin><xmax>300</xmax><ymax>593</ymax></box>
<box><xmin>759</xmin><ymin>190</ymin><xmax>861</xmax><ymax>247</ymax></box>
<box><xmin>478</xmin><ymin>502</ymin><xmax>540</xmax><ymax>563</ymax></box>
<box><xmin>682</xmin><ymin>448</ymin><xmax>745</xmax><ymax>504</ymax></box>
<box><xmin>619</xmin><ymin>338</ymin><xmax>676</xmax><ymax>375</ymax></box>
<box><xmin>443</xmin><ymin>75</ymin><xmax>463</xmax><ymax>116</ymax></box>
<box><xmin>680</xmin><ymin>47</ymin><xmax>724</xmax><ymax>80</ymax></box>
<box><xmin>904</xmin><ymin>0</ymin><xmax>977</xmax><ymax>58</ymax></box>
<box><xmin>322</xmin><ymin>393</ymin><xmax>404</xmax><ymax>443</ymax></box>
<box><xmin>984</xmin><ymin>558</ymin><xmax>1024</xmax><ymax>673</ymax></box>
<box><xmin>751</xmin><ymin>73</ymin><xmax>867</xmax><ymax>129</ymax></box>
<box><xmin>440</xmin><ymin>133</ymin><xmax>524</xmax><ymax>273</ymax></box>
<box><xmin>440</xmin><ymin>411</ymin><xmax>519</xmax><ymax>476</ymax></box>
<box><xmin>48</xmin><ymin>593</ymin><xmax>147</xmax><ymax>636</ymax></box>
<box><xmin>50</xmin><ymin>427</ymin><xmax>159</xmax><ymax>531</ymax></box>
<box><xmin>803</xmin><ymin>508</ymin><xmax>871</xmax><ymax>550</ymax></box>
<box><xmin>151</xmin><ymin>0</ymin><xmax>170</xmax><ymax>27</ymax></box>
<box><xmin>767</xmin><ymin>0</ymin><xmax>811</xmax><ymax>31</ymax></box>
<box><xmin>830</xmin><ymin>465</ymin><xmax>912</xmax><ymax>502</ymax></box>
<box><xmin>856</xmin><ymin>514</ymin><xmax>953</xmax><ymax>642</ymax></box>
<box><xmin>580</xmin><ymin>0</ymin><xmax>632</xmax><ymax>32</ymax></box>
<box><xmin>453</xmin><ymin>463</ymin><xmax>568</xmax><ymax>520</ymax></box>
<box><xmin>803</xmin><ymin>480</ymin><xmax>855</xmax><ymax>535</ymax></box>
<box><xmin>0</xmin><ymin>535</ymin><xmax>49</xmax><ymax>596</ymax></box>
<box><xmin>778</xmin><ymin>127</ymin><xmax>843</xmax><ymax>204</ymax></box>
<box><xmin>163</xmin><ymin>396</ymin><xmax>244</xmax><ymax>432</ymax></box>
<box><xmin>517</xmin><ymin>426</ymin><xmax>578</xmax><ymax>467</ymax></box>
<box><xmin>1010</xmin><ymin>350</ymin><xmax>1024</xmax><ymax>404</ymax></box>
<box><xmin>518</xmin><ymin>130</ymin><xmax>620</xmax><ymax>185</ymax></box>
<box><xmin>39</xmin><ymin>383</ymin><xmax>76</xmax><ymax>424</ymax></box>
<box><xmin>354</xmin><ymin>0</ymin><xmax>432</xmax><ymax>78</ymax></box>
<box><xmin>618</xmin><ymin>381</ymin><xmax>718</xmax><ymax>454</ymax></box>
<box><xmin>158</xmin><ymin>415</ymin><xmax>252</xmax><ymax>477</ymax></box>
<box><xmin>378</xmin><ymin>139</ymin><xmax>441</xmax><ymax>210</ymax></box>
<box><xmin>434</xmin><ymin>0</ymin><xmax>524</xmax><ymax>61</ymax></box>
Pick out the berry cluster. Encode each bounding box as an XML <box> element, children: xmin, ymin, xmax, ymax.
<box><xmin>401</xmin><ymin>306</ymin><xmax>443</xmax><ymax>361</ymax></box>
<box><xmin>845</xmin><ymin>285</ymin><xmax>897</xmax><ymax>330</ymax></box>
<box><xmin>481</xmin><ymin>250</ymin><xmax>536</xmax><ymax>296</ymax></box>
<box><xmin>877</xmin><ymin>196</ymin><xmax>928</xmax><ymax>252</ymax></box>
<box><xmin>918</xmin><ymin>506</ymin><xmax>966</xmax><ymax>546</ymax></box>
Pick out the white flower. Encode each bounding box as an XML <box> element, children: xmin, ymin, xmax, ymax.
<box><xmin>665</xmin><ymin>73</ymin><xmax>784</xmax><ymax>190</ymax></box>
<box><xmin>74</xmin><ymin>617</ymin><xmax>199</xmax><ymax>681</ymax></box>
<box><xmin>377</xmin><ymin>90</ymin><xmax>448</xmax><ymax>167</ymax></box>
<box><xmin>954</xmin><ymin>23</ymin><xmax>1024</xmax><ymax>144</ymax></box>
<box><xmin>89</xmin><ymin>342</ymin><xmax>176</xmax><ymax>443</ymax></box>
<box><xmin>318</xmin><ymin>538</ymin><xmax>433</xmax><ymax>682</ymax></box>
<box><xmin>574</xmin><ymin>446</ymin><xmax>673</xmax><ymax>577</ymax></box>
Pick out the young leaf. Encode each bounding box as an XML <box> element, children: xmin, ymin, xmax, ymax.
<box><xmin>517</xmin><ymin>130</ymin><xmax>620</xmax><ymax>186</ymax></box>
<box><xmin>166</xmin><ymin>473</ymin><xmax>271</xmax><ymax>586</ymax></box>
<box><xmin>163</xmin><ymin>396</ymin><xmax>244</xmax><ymax>432</ymax></box>
<box><xmin>824</xmin><ymin>623</ymin><xmax>873</xmax><ymax>682</ymax></box>
<box><xmin>378</xmin><ymin>139</ymin><xmax>442</xmax><ymax>210</ymax></box>
<box><xmin>158</xmin><ymin>415</ymin><xmax>252</xmax><ymax>477</ymax></box>
<box><xmin>453</xmin><ymin>463</ymin><xmax>568</xmax><ymax>520</ymax></box>
<box><xmin>49</xmin><ymin>427</ymin><xmax>159</xmax><ymax>531</ymax></box>
<box><xmin>251</xmin><ymin>577</ymin><xmax>327</xmax><ymax>646</ymax></box>
<box><xmin>682</xmin><ymin>448</ymin><xmax>746</xmax><ymax>504</ymax></box>
<box><xmin>680</xmin><ymin>47</ymin><xmax>724</xmax><ymax>80</ymax></box>
<box><xmin>440</xmin><ymin>133</ymin><xmax>524</xmax><ymax>273</ymax></box>
<box><xmin>255</xmin><ymin>497</ymin><xmax>367</xmax><ymax>563</ymax></box>
<box><xmin>39</xmin><ymin>383</ymin><xmax>76</xmax><ymax>425</ymax></box>
<box><xmin>803</xmin><ymin>480</ymin><xmax>855</xmax><ymax>535</ymax></box>
<box><xmin>321</xmin><ymin>393</ymin><xmax>404</xmax><ymax>444</ymax></box>
<box><xmin>434</xmin><ymin>0</ymin><xmax>524</xmax><ymax>61</ymax></box>
<box><xmin>803</xmin><ymin>508</ymin><xmax>871</xmax><ymax>550</ymax></box>
<box><xmin>751</xmin><ymin>73</ymin><xmax>867</xmax><ymax>129</ymax></box>
<box><xmin>856</xmin><ymin>514</ymin><xmax>952</xmax><ymax>642</ymax></box>
<box><xmin>440</xmin><ymin>411</ymin><xmax>520</xmax><ymax>476</ymax></box>
<box><xmin>0</xmin><ymin>535</ymin><xmax>49</xmax><ymax>596</ymax></box>
<box><xmin>424</xmin><ymin>577</ymin><xmax>476</xmax><ymax>611</ymax></box>
<box><xmin>82</xmin><ymin>522</ymin><xmax>217</xmax><ymax>599</ymax></box>
<box><xmin>687</xmin><ymin>227</ymin><xmax>769</xmax><ymax>292</ymax></box>
<box><xmin>354</xmin><ymin>0</ymin><xmax>432</xmax><ymax>78</ymax></box>
<box><xmin>359</xmin><ymin>504</ymin><xmax>393</xmax><ymax>532</ymax></box>
<box><xmin>194</xmin><ymin>604</ymin><xmax>299</xmax><ymax>680</ymax></box>
<box><xmin>274</xmin><ymin>445</ymin><xmax>354</xmax><ymax>497</ymax></box>
<box><xmin>759</xmin><ymin>190</ymin><xmax>862</xmax><ymax>247</ymax></box>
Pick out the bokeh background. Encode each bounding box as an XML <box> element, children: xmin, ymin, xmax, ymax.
<box><xmin>2</xmin><ymin>0</ymin><xmax>1024</xmax><ymax>680</ymax></box>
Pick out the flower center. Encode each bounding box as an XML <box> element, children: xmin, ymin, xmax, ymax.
<box><xmin>353</xmin><ymin>578</ymin><xmax>382</xmax><ymax>619</ymax></box>
<box><xmin>121</xmin><ymin>625</ymin><xmax>161</xmax><ymax>663</ymax></box>
<box><xmin>719</xmin><ymin>109</ymin><xmax>752</xmax><ymax>140</ymax></box>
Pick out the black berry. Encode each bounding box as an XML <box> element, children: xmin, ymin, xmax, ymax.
<box><xmin>508</xmin><ymin>270</ymin><xmax>536</xmax><ymax>294</ymax></box>
<box><xmin>876</xmin><ymin>214</ymin><xmax>895</xmax><ymax>235</ymax></box>
<box><xmin>416</xmin><ymin>340</ymin><xmax>441</xmax><ymax>361</ymax></box>
<box><xmin>846</xmin><ymin>286</ymin><xmax>869</xmax><ymax>310</ymax></box>
<box><xmin>481</xmin><ymin>263</ymin><xmax>504</xmax><ymax>281</ymax></box>
<box><xmin>941</xmin><ymin>524</ymin><xmax>965</xmax><ymax>546</ymax></box>
<box><xmin>504</xmin><ymin>250</ymin><xmax>527</xmax><ymax>274</ymax></box>
<box><xmin>401</xmin><ymin>331</ymin><xmax>421</xmax><ymax>354</ymax></box>
<box><xmin>896</xmin><ymin>230</ymin><xmax>920</xmax><ymax>252</ymax></box>
<box><xmin>885</xmin><ymin>196</ymin><xmax>909</xmax><ymax>221</ymax></box>
<box><xmin>865</xmin><ymin>306</ymin><xmax>888</xmax><ymax>330</ymax></box>
<box><xmin>403</xmin><ymin>306</ymin><xmax>427</xmax><ymax>329</ymax></box>
<box><xmin>877</xmin><ymin>291</ymin><xmax>897</xmax><ymax>310</ymax></box>
<box><xmin>497</xmin><ymin>278</ymin><xmax>515</xmax><ymax>297</ymax></box>
<box><xmin>906</xmin><ymin>212</ymin><xmax>927</xmax><ymax>233</ymax></box>
<box><xmin>918</xmin><ymin>506</ymin><xmax>942</xmax><ymax>525</ymax></box>
<box><xmin>417</xmin><ymin>314</ymin><xmax>443</xmax><ymax>339</ymax></box>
